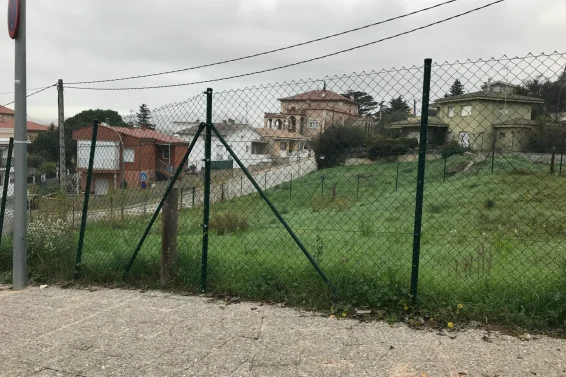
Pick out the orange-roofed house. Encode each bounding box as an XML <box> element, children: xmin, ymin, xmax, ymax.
<box><xmin>262</xmin><ymin>89</ymin><xmax>374</xmax><ymax>157</ymax></box>
<box><xmin>72</xmin><ymin>124</ymin><xmax>189</xmax><ymax>195</ymax></box>
<box><xmin>0</xmin><ymin>106</ymin><xmax>49</xmax><ymax>140</ymax></box>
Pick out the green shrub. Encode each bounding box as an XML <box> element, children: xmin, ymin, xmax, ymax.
<box><xmin>39</xmin><ymin>161</ymin><xmax>58</xmax><ymax>176</ymax></box>
<box><xmin>441</xmin><ymin>140</ymin><xmax>468</xmax><ymax>159</ymax></box>
<box><xmin>524</xmin><ymin>123</ymin><xmax>566</xmax><ymax>153</ymax></box>
<box><xmin>312</xmin><ymin>126</ymin><xmax>366</xmax><ymax>169</ymax></box>
<box><xmin>359</xmin><ymin>218</ymin><xmax>374</xmax><ymax>237</ymax></box>
<box><xmin>366</xmin><ymin>136</ymin><xmax>418</xmax><ymax>160</ymax></box>
<box><xmin>210</xmin><ymin>213</ymin><xmax>249</xmax><ymax>235</ymax></box>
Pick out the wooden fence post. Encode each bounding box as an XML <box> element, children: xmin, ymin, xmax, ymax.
<box><xmin>161</xmin><ymin>187</ymin><xmax>179</xmax><ymax>287</ymax></box>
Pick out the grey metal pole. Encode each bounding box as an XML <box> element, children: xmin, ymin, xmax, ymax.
<box><xmin>58</xmin><ymin>79</ymin><xmax>66</xmax><ymax>191</ymax></box>
<box><xmin>13</xmin><ymin>0</ymin><xmax>27</xmax><ymax>290</ymax></box>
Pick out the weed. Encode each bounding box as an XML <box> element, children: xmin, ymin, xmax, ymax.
<box><xmin>313</xmin><ymin>235</ymin><xmax>324</xmax><ymax>262</ymax></box>
<box><xmin>210</xmin><ymin>213</ymin><xmax>249</xmax><ymax>235</ymax></box>
<box><xmin>311</xmin><ymin>196</ymin><xmax>355</xmax><ymax>212</ymax></box>
<box><xmin>429</xmin><ymin>203</ymin><xmax>447</xmax><ymax>214</ymax></box>
<box><xmin>359</xmin><ymin>218</ymin><xmax>374</xmax><ymax>237</ymax></box>
<box><xmin>27</xmin><ymin>218</ymin><xmax>75</xmax><ymax>281</ymax></box>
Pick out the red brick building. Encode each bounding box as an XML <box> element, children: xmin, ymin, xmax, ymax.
<box><xmin>72</xmin><ymin>124</ymin><xmax>189</xmax><ymax>195</ymax></box>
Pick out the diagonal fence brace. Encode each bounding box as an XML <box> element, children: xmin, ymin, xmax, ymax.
<box><xmin>210</xmin><ymin>123</ymin><xmax>337</xmax><ymax>298</ymax></box>
<box><xmin>0</xmin><ymin>137</ymin><xmax>14</xmax><ymax>248</ymax></box>
<box><xmin>123</xmin><ymin>123</ymin><xmax>206</xmax><ymax>278</ymax></box>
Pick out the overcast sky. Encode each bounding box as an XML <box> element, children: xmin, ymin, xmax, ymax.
<box><xmin>0</xmin><ymin>0</ymin><xmax>564</xmax><ymax>125</ymax></box>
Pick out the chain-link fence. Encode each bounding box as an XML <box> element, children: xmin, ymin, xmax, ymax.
<box><xmin>1</xmin><ymin>51</ymin><xmax>566</xmax><ymax>327</ymax></box>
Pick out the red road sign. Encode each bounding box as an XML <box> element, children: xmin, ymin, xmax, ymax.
<box><xmin>8</xmin><ymin>0</ymin><xmax>20</xmax><ymax>39</ymax></box>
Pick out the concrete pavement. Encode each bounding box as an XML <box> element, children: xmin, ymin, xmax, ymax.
<box><xmin>1</xmin><ymin>287</ymin><xmax>565</xmax><ymax>376</ymax></box>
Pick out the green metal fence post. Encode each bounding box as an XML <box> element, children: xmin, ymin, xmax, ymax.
<box><xmin>210</xmin><ymin>123</ymin><xmax>336</xmax><ymax>297</ymax></box>
<box><xmin>410</xmin><ymin>58</ymin><xmax>432</xmax><ymax>305</ymax></box>
<box><xmin>321</xmin><ymin>175</ymin><xmax>325</xmax><ymax>195</ymax></box>
<box><xmin>443</xmin><ymin>157</ymin><xmax>447</xmax><ymax>182</ymax></box>
<box><xmin>75</xmin><ymin>120</ymin><xmax>100</xmax><ymax>279</ymax></box>
<box><xmin>201</xmin><ymin>88</ymin><xmax>213</xmax><ymax>292</ymax></box>
<box><xmin>0</xmin><ymin>138</ymin><xmax>14</xmax><ymax>247</ymax></box>
<box><xmin>124</xmin><ymin>124</ymin><xmax>205</xmax><ymax>277</ymax></box>
<box><xmin>491</xmin><ymin>135</ymin><xmax>496</xmax><ymax>174</ymax></box>
<box><xmin>290</xmin><ymin>173</ymin><xmax>293</xmax><ymax>197</ymax></box>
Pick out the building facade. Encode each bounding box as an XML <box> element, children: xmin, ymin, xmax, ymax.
<box><xmin>174</xmin><ymin>120</ymin><xmax>271</xmax><ymax>171</ymax></box>
<box><xmin>73</xmin><ymin>124</ymin><xmax>189</xmax><ymax>195</ymax></box>
<box><xmin>434</xmin><ymin>82</ymin><xmax>544</xmax><ymax>151</ymax></box>
<box><xmin>262</xmin><ymin>89</ymin><xmax>374</xmax><ymax>152</ymax></box>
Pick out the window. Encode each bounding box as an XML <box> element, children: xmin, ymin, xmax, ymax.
<box><xmin>309</xmin><ymin>119</ymin><xmax>319</xmax><ymax>129</ymax></box>
<box><xmin>161</xmin><ymin>147</ymin><xmax>170</xmax><ymax>159</ymax></box>
<box><xmin>123</xmin><ymin>148</ymin><xmax>135</xmax><ymax>163</ymax></box>
<box><xmin>268</xmin><ymin>119</ymin><xmax>273</xmax><ymax>129</ymax></box>
<box><xmin>280</xmin><ymin>142</ymin><xmax>287</xmax><ymax>150</ymax></box>
<box><xmin>448</xmin><ymin>106</ymin><xmax>454</xmax><ymax>118</ymax></box>
<box><xmin>461</xmin><ymin>105</ymin><xmax>472</xmax><ymax>117</ymax></box>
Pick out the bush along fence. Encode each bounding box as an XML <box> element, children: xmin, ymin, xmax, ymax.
<box><xmin>2</xmin><ymin>51</ymin><xmax>566</xmax><ymax>328</ymax></box>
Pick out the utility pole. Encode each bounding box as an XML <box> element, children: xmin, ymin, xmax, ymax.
<box><xmin>12</xmin><ymin>0</ymin><xmax>28</xmax><ymax>290</ymax></box>
<box><xmin>58</xmin><ymin>79</ymin><xmax>65</xmax><ymax>191</ymax></box>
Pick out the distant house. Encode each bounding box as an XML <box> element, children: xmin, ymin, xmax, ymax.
<box><xmin>434</xmin><ymin>81</ymin><xmax>544</xmax><ymax>150</ymax></box>
<box><xmin>385</xmin><ymin>116</ymin><xmax>448</xmax><ymax>146</ymax></box>
<box><xmin>174</xmin><ymin>119</ymin><xmax>270</xmax><ymax>170</ymax></box>
<box><xmin>72</xmin><ymin>124</ymin><xmax>189</xmax><ymax>195</ymax></box>
<box><xmin>0</xmin><ymin>106</ymin><xmax>14</xmax><ymax>121</ymax></box>
<box><xmin>0</xmin><ymin>106</ymin><xmax>49</xmax><ymax>141</ymax></box>
<box><xmin>262</xmin><ymin>89</ymin><xmax>375</xmax><ymax>154</ymax></box>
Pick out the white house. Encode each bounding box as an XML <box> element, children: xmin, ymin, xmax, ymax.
<box><xmin>174</xmin><ymin>119</ymin><xmax>270</xmax><ymax>171</ymax></box>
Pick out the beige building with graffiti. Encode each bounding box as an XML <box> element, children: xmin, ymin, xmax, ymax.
<box><xmin>434</xmin><ymin>81</ymin><xmax>544</xmax><ymax>151</ymax></box>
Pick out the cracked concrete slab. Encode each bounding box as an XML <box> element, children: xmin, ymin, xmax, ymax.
<box><xmin>1</xmin><ymin>287</ymin><xmax>565</xmax><ymax>377</ymax></box>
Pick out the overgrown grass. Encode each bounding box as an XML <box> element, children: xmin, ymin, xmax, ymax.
<box><xmin>2</xmin><ymin>154</ymin><xmax>565</xmax><ymax>328</ymax></box>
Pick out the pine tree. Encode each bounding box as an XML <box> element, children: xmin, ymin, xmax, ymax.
<box><xmin>448</xmin><ymin>79</ymin><xmax>465</xmax><ymax>96</ymax></box>
<box><xmin>341</xmin><ymin>90</ymin><xmax>378</xmax><ymax>115</ymax></box>
<box><xmin>136</xmin><ymin>104</ymin><xmax>153</xmax><ymax>129</ymax></box>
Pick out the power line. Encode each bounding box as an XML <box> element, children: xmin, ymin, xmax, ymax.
<box><xmin>0</xmin><ymin>84</ymin><xmax>57</xmax><ymax>109</ymax></box>
<box><xmin>0</xmin><ymin>85</ymin><xmax>59</xmax><ymax>95</ymax></box>
<box><xmin>66</xmin><ymin>0</ymin><xmax>504</xmax><ymax>91</ymax></box>
<box><xmin>66</xmin><ymin>0</ymin><xmax>464</xmax><ymax>86</ymax></box>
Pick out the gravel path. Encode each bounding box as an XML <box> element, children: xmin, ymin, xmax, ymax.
<box><xmin>1</xmin><ymin>286</ymin><xmax>565</xmax><ymax>376</ymax></box>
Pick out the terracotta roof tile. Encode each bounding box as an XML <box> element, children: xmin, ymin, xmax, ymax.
<box><xmin>279</xmin><ymin>90</ymin><xmax>357</xmax><ymax>104</ymax></box>
<box><xmin>111</xmin><ymin>127</ymin><xmax>186</xmax><ymax>144</ymax></box>
<box><xmin>0</xmin><ymin>106</ymin><xmax>15</xmax><ymax>115</ymax></box>
<box><xmin>0</xmin><ymin>118</ymin><xmax>49</xmax><ymax>131</ymax></box>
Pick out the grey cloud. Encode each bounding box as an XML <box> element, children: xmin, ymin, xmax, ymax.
<box><xmin>0</xmin><ymin>0</ymin><xmax>564</xmax><ymax>123</ymax></box>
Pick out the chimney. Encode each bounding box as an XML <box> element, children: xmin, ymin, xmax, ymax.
<box><xmin>140</xmin><ymin>123</ymin><xmax>152</xmax><ymax>130</ymax></box>
<box><xmin>485</xmin><ymin>78</ymin><xmax>492</xmax><ymax>92</ymax></box>
<box><xmin>228</xmin><ymin>118</ymin><xmax>235</xmax><ymax>124</ymax></box>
